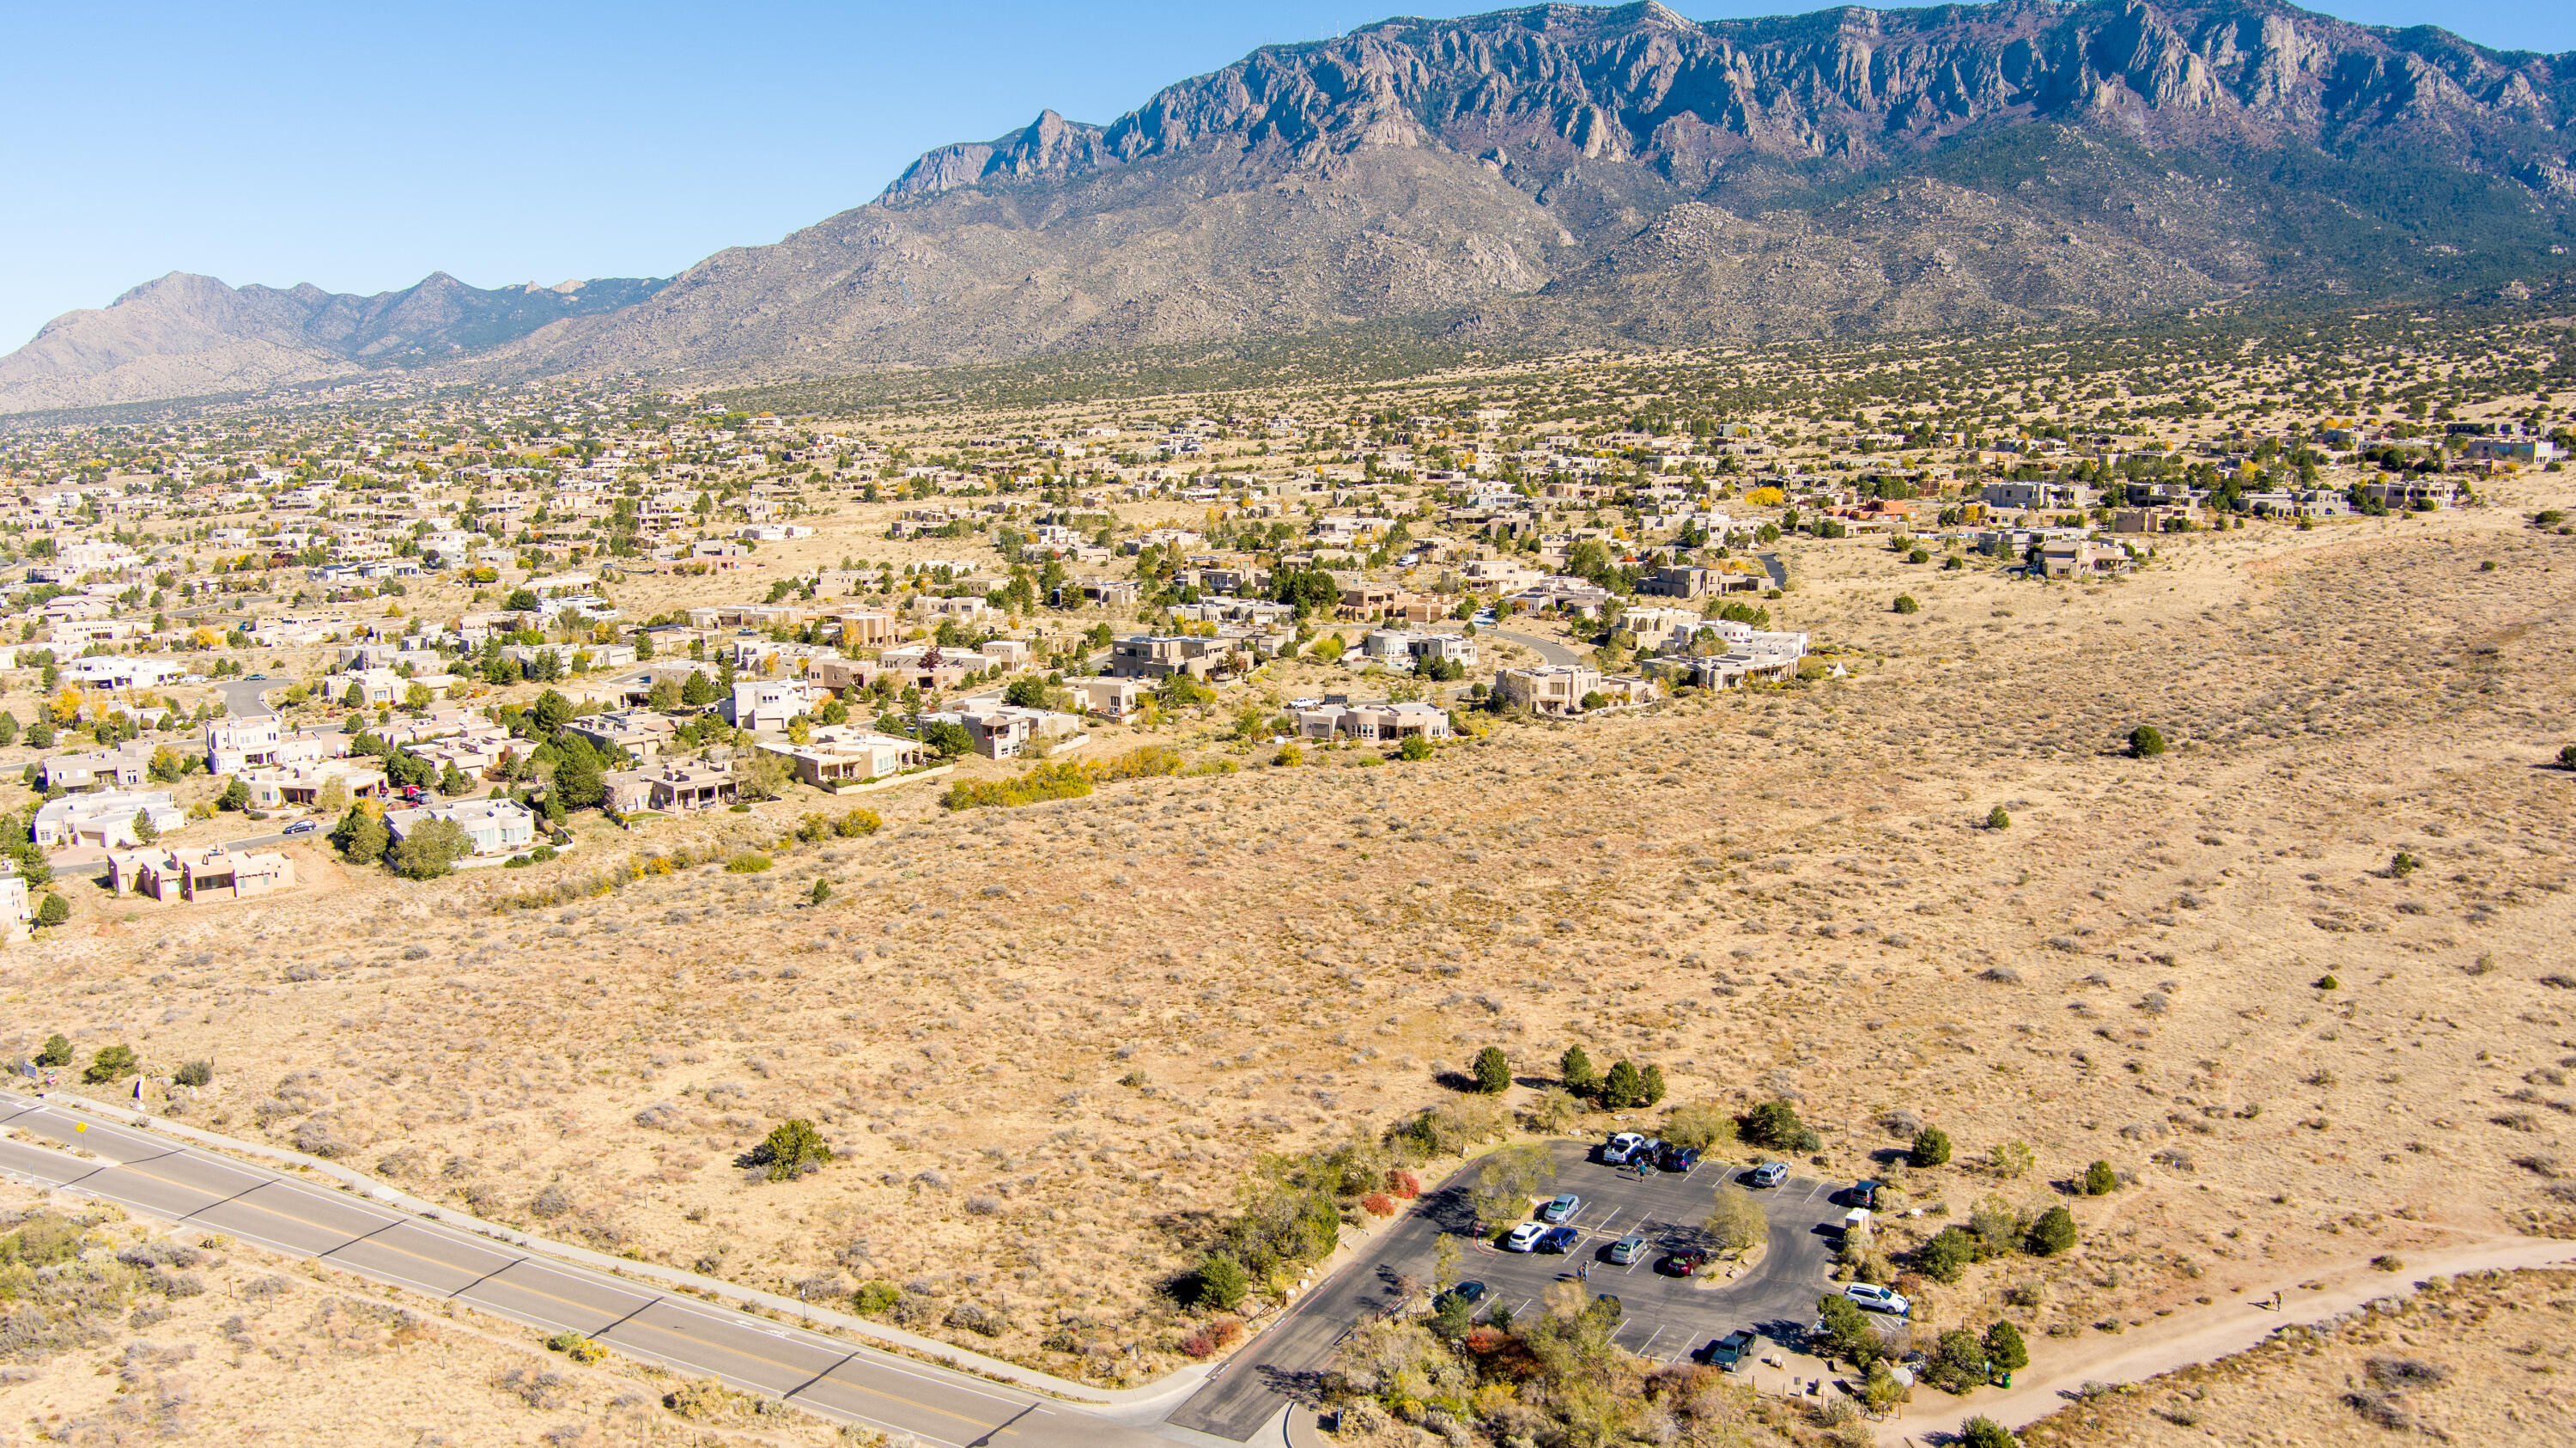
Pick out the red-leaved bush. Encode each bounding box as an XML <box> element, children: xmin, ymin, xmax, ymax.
<box><xmin>1361</xmin><ymin>1192</ymin><xmax>1397</xmax><ymax>1218</ymax></box>
<box><xmin>1386</xmin><ymin>1169</ymin><xmax>1421</xmax><ymax>1199</ymax></box>
<box><xmin>1181</xmin><ymin>1317</ymin><xmax>1248</xmax><ymax>1358</ymax></box>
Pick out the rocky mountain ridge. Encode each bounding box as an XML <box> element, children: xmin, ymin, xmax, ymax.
<box><xmin>7</xmin><ymin>0</ymin><xmax>2571</xmax><ymax>413</ymax></box>
<box><xmin>0</xmin><ymin>272</ymin><xmax>665</xmax><ymax>415</ymax></box>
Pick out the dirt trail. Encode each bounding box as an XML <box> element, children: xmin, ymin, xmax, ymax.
<box><xmin>1873</xmin><ymin>1236</ymin><xmax>2576</xmax><ymax>1445</ymax></box>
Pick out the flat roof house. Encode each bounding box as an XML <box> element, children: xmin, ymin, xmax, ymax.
<box><xmin>756</xmin><ymin>727</ymin><xmax>925</xmax><ymax>788</ymax></box>
<box><xmin>385</xmin><ymin>799</ymin><xmax>538</xmax><ymax>858</ymax></box>
<box><xmin>1108</xmin><ymin>634</ymin><xmax>1232</xmax><ymax>681</ymax></box>
<box><xmin>722</xmin><ymin>679</ymin><xmax>829</xmax><ymax>733</ymax></box>
<box><xmin>604</xmin><ymin>761</ymin><xmax>738</xmax><ymax>815</ymax></box>
<box><xmin>1492</xmin><ymin>663</ymin><xmax>1603</xmax><ymax>716</ymax></box>
<box><xmin>107</xmin><ymin>845</ymin><xmax>294</xmax><ymax>903</ymax></box>
<box><xmin>39</xmin><ymin>741</ymin><xmax>157</xmax><ymax>793</ymax></box>
<box><xmin>564</xmin><ymin>709</ymin><xmax>677</xmax><ymax>764</ymax></box>
<box><xmin>2038</xmin><ymin>538</ymin><xmax>2130</xmax><ymax>579</ymax></box>
<box><xmin>1068</xmin><ymin>677</ymin><xmax>1145</xmax><ymax>719</ymax></box>
<box><xmin>33</xmin><ymin>790</ymin><xmax>186</xmax><ymax>849</ymax></box>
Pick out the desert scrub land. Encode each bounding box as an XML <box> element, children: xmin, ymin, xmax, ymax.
<box><xmin>0</xmin><ymin>1182</ymin><xmax>855</xmax><ymax>1447</ymax></box>
<box><xmin>2014</xmin><ymin>1269</ymin><xmax>2576</xmax><ymax>1447</ymax></box>
<box><xmin>3</xmin><ymin>493</ymin><xmax>2573</xmax><ymax>1390</ymax></box>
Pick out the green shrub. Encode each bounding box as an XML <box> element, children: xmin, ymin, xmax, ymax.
<box><xmin>2128</xmin><ymin>724</ymin><xmax>2166</xmax><ymax>757</ymax></box>
<box><xmin>2027</xmin><ymin>1205</ymin><xmax>2077</xmax><ymax>1255</ymax></box>
<box><xmin>1911</xmin><ymin>1125</ymin><xmax>1953</xmax><ymax>1167</ymax></box>
<box><xmin>737</xmin><ymin>1119</ymin><xmax>830</xmax><ymax>1181</ymax></box>
<box><xmin>1892</xmin><ymin>594</ymin><xmax>1920</xmax><ymax>614</ymax></box>
<box><xmin>854</xmin><ymin>1281</ymin><xmax>900</xmax><ymax>1316</ymax></box>
<box><xmin>1984</xmin><ymin>1318</ymin><xmax>2028</xmax><ymax>1373</ymax></box>
<box><xmin>1740</xmin><ymin>1099</ymin><xmax>1812</xmax><ymax>1151</ymax></box>
<box><xmin>1961</xmin><ymin>1416</ymin><xmax>2018</xmax><ymax>1448</ymax></box>
<box><xmin>2083</xmin><ymin>1159</ymin><xmax>2118</xmax><ymax>1196</ymax></box>
<box><xmin>173</xmin><ymin>1060</ymin><xmax>214</xmax><ymax>1087</ymax></box>
<box><xmin>725</xmin><ymin>854</ymin><xmax>773</xmax><ymax>873</ymax></box>
<box><xmin>1922</xmin><ymin>1326</ymin><xmax>1989</xmax><ymax>1392</ymax></box>
<box><xmin>1986</xmin><ymin>805</ymin><xmax>2010</xmax><ymax>830</ymax></box>
<box><xmin>1917</xmin><ymin>1226</ymin><xmax>1978</xmax><ymax>1283</ymax></box>
<box><xmin>1470</xmin><ymin>1046</ymin><xmax>1511</xmax><ymax>1095</ymax></box>
<box><xmin>33</xmin><ymin>894</ymin><xmax>68</xmax><ymax>928</ymax></box>
<box><xmin>34</xmin><ymin>1034</ymin><xmax>74</xmax><ymax>1067</ymax></box>
<box><xmin>83</xmin><ymin>1044</ymin><xmax>138</xmax><ymax>1086</ymax></box>
<box><xmin>1398</xmin><ymin>734</ymin><xmax>1433</xmax><ymax>762</ymax></box>
<box><xmin>1196</xmin><ymin>1251</ymin><xmax>1251</xmax><ymax>1311</ymax></box>
<box><xmin>1814</xmin><ymin>1293</ymin><xmax>1883</xmax><ymax>1366</ymax></box>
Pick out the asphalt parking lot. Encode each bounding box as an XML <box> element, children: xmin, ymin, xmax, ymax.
<box><xmin>1456</xmin><ymin>1150</ymin><xmax>1851</xmax><ymax>1365</ymax></box>
<box><xmin>1164</xmin><ymin>1141</ymin><xmax>1853</xmax><ymax>1440</ymax></box>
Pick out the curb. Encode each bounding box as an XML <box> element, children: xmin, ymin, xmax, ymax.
<box><xmin>19</xmin><ymin>1087</ymin><xmax>1204</xmax><ymax>1407</ymax></box>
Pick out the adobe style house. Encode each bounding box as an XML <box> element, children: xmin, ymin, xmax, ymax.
<box><xmin>755</xmin><ymin>727</ymin><xmax>926</xmax><ymax>788</ymax></box>
<box><xmin>1492</xmin><ymin>663</ymin><xmax>1601</xmax><ymax>715</ymax></box>
<box><xmin>107</xmin><ymin>845</ymin><xmax>295</xmax><ymax>903</ymax></box>
<box><xmin>604</xmin><ymin>761</ymin><xmax>738</xmax><ymax>815</ymax></box>
<box><xmin>1294</xmin><ymin>698</ymin><xmax>1450</xmax><ymax>742</ymax></box>
<box><xmin>2038</xmin><ymin>538</ymin><xmax>2131</xmax><ymax>579</ymax></box>
<box><xmin>1069</xmin><ymin>677</ymin><xmax>1145</xmax><ymax>719</ymax></box>
<box><xmin>384</xmin><ymin>798</ymin><xmax>538</xmax><ymax>857</ymax></box>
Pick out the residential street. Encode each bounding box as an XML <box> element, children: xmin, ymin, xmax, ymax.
<box><xmin>1168</xmin><ymin>1141</ymin><xmax>1848</xmax><ymax>1440</ymax></box>
<box><xmin>0</xmin><ymin>1091</ymin><xmax>1167</xmax><ymax>1448</ymax></box>
<box><xmin>1483</xmin><ymin>628</ymin><xmax>1581</xmax><ymax>667</ymax></box>
<box><xmin>213</xmin><ymin>675</ymin><xmax>275</xmax><ymax>717</ymax></box>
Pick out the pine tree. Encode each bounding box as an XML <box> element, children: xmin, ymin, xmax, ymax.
<box><xmin>1984</xmin><ymin>1319</ymin><xmax>2028</xmax><ymax>1373</ymax></box>
<box><xmin>1471</xmin><ymin>1046</ymin><xmax>1511</xmax><ymax>1095</ymax></box>
<box><xmin>1560</xmin><ymin>1044</ymin><xmax>1600</xmax><ymax>1098</ymax></box>
<box><xmin>2027</xmin><ymin>1205</ymin><xmax>2077</xmax><ymax>1256</ymax></box>
<box><xmin>1602</xmin><ymin>1060</ymin><xmax>1644</xmax><ymax>1109</ymax></box>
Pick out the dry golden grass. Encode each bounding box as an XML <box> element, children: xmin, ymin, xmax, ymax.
<box><xmin>5</xmin><ymin>484</ymin><xmax>2573</xmax><ymax>1395</ymax></box>
<box><xmin>0</xmin><ymin>1180</ymin><xmax>847</xmax><ymax>1448</ymax></box>
<box><xmin>2016</xmin><ymin>1268</ymin><xmax>2576</xmax><ymax>1447</ymax></box>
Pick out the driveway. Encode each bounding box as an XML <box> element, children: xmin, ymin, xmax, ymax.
<box><xmin>1483</xmin><ymin>629</ymin><xmax>1581</xmax><ymax>667</ymax></box>
<box><xmin>1164</xmin><ymin>1142</ymin><xmax>1849</xmax><ymax>1440</ymax></box>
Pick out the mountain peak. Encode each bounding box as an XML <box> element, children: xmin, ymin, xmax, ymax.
<box><xmin>8</xmin><ymin>0</ymin><xmax>2573</xmax><ymax>413</ymax></box>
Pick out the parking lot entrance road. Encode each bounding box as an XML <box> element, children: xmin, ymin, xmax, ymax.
<box><xmin>1163</xmin><ymin>1141</ymin><xmax>1850</xmax><ymax>1440</ymax></box>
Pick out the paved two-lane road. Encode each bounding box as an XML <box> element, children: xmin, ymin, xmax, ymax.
<box><xmin>0</xmin><ymin>1092</ymin><xmax>1163</xmax><ymax>1448</ymax></box>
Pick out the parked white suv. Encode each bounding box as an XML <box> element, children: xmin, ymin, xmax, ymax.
<box><xmin>1504</xmin><ymin>1222</ymin><xmax>1549</xmax><ymax>1253</ymax></box>
<box><xmin>1844</xmin><ymin>1283</ymin><xmax>1911</xmax><ymax>1317</ymax></box>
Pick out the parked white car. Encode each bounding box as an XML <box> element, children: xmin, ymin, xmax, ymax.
<box><xmin>1504</xmin><ymin>1222</ymin><xmax>1549</xmax><ymax>1253</ymax></box>
<box><xmin>1844</xmin><ymin>1283</ymin><xmax>1911</xmax><ymax>1317</ymax></box>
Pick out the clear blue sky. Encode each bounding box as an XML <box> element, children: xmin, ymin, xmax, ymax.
<box><xmin>3</xmin><ymin>0</ymin><xmax>2567</xmax><ymax>350</ymax></box>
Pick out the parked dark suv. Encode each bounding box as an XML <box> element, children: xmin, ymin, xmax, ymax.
<box><xmin>1656</xmin><ymin>1143</ymin><xmax>1701</xmax><ymax>1172</ymax></box>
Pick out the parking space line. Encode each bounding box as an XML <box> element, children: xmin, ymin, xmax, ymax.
<box><xmin>1510</xmin><ymin>1298</ymin><xmax>1534</xmax><ymax>1323</ymax></box>
<box><xmin>1801</xmin><ymin>1180</ymin><xmax>1827</xmax><ymax>1202</ymax></box>
<box><xmin>1592</xmin><ymin>1207</ymin><xmax>1622</xmax><ymax>1233</ymax></box>
<box><xmin>1638</xmin><ymin>1324</ymin><xmax>1668</xmax><ymax>1357</ymax></box>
